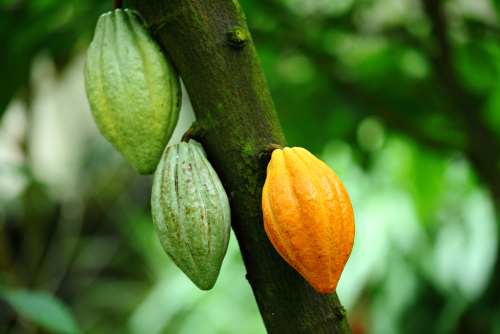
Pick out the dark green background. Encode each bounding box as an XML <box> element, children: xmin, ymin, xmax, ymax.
<box><xmin>1</xmin><ymin>0</ymin><xmax>500</xmax><ymax>333</ymax></box>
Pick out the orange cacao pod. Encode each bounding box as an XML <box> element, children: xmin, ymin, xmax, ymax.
<box><xmin>262</xmin><ymin>147</ymin><xmax>355</xmax><ymax>294</ymax></box>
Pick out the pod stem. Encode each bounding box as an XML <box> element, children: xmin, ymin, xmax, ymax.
<box><xmin>181</xmin><ymin>127</ymin><xmax>194</xmax><ymax>143</ymax></box>
<box><xmin>114</xmin><ymin>0</ymin><xmax>123</xmax><ymax>10</ymax></box>
<box><xmin>266</xmin><ymin>144</ymin><xmax>284</xmax><ymax>153</ymax></box>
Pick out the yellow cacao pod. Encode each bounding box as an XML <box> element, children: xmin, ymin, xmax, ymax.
<box><xmin>262</xmin><ymin>147</ymin><xmax>355</xmax><ymax>294</ymax></box>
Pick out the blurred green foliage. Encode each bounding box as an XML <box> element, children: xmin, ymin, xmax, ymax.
<box><xmin>0</xmin><ymin>289</ymin><xmax>79</xmax><ymax>333</ymax></box>
<box><xmin>1</xmin><ymin>0</ymin><xmax>500</xmax><ymax>333</ymax></box>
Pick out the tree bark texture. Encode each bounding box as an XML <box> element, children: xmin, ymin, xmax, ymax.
<box><xmin>129</xmin><ymin>0</ymin><xmax>353</xmax><ymax>333</ymax></box>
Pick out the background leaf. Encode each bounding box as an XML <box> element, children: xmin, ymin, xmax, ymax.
<box><xmin>0</xmin><ymin>289</ymin><xmax>80</xmax><ymax>334</ymax></box>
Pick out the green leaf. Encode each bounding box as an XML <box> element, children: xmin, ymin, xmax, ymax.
<box><xmin>0</xmin><ymin>289</ymin><xmax>80</xmax><ymax>334</ymax></box>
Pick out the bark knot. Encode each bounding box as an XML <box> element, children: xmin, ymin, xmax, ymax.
<box><xmin>227</xmin><ymin>27</ymin><xmax>247</xmax><ymax>48</ymax></box>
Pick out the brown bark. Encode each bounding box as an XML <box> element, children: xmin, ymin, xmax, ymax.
<box><xmin>129</xmin><ymin>0</ymin><xmax>352</xmax><ymax>332</ymax></box>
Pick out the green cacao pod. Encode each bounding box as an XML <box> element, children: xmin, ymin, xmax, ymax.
<box><xmin>84</xmin><ymin>9</ymin><xmax>181</xmax><ymax>175</ymax></box>
<box><xmin>151</xmin><ymin>140</ymin><xmax>231</xmax><ymax>290</ymax></box>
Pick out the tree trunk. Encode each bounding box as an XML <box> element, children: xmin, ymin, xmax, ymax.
<box><xmin>129</xmin><ymin>0</ymin><xmax>352</xmax><ymax>332</ymax></box>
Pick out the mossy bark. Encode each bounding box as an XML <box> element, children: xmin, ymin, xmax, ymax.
<box><xmin>129</xmin><ymin>0</ymin><xmax>352</xmax><ymax>332</ymax></box>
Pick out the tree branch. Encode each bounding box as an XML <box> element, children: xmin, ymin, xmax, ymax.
<box><xmin>422</xmin><ymin>0</ymin><xmax>500</xmax><ymax>203</ymax></box>
<box><xmin>421</xmin><ymin>0</ymin><xmax>500</xmax><ymax>331</ymax></box>
<box><xmin>130</xmin><ymin>0</ymin><xmax>352</xmax><ymax>332</ymax></box>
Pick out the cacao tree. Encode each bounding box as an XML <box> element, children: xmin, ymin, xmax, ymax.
<box><xmin>2</xmin><ymin>0</ymin><xmax>500</xmax><ymax>332</ymax></box>
<box><xmin>126</xmin><ymin>0</ymin><xmax>353</xmax><ymax>332</ymax></box>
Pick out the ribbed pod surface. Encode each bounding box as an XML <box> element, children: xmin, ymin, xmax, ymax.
<box><xmin>262</xmin><ymin>147</ymin><xmax>355</xmax><ymax>294</ymax></box>
<box><xmin>84</xmin><ymin>9</ymin><xmax>181</xmax><ymax>175</ymax></box>
<box><xmin>151</xmin><ymin>140</ymin><xmax>231</xmax><ymax>290</ymax></box>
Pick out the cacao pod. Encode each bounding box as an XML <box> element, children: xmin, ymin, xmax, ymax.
<box><xmin>262</xmin><ymin>147</ymin><xmax>355</xmax><ymax>294</ymax></box>
<box><xmin>151</xmin><ymin>140</ymin><xmax>231</xmax><ymax>290</ymax></box>
<box><xmin>84</xmin><ymin>9</ymin><xmax>181</xmax><ymax>175</ymax></box>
